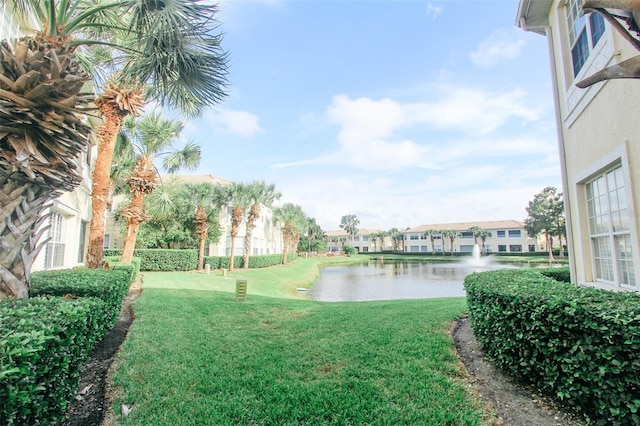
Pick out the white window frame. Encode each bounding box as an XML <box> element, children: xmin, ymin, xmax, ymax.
<box><xmin>44</xmin><ymin>211</ymin><xmax>66</xmax><ymax>269</ymax></box>
<box><xmin>585</xmin><ymin>165</ymin><xmax>636</xmax><ymax>288</ymax></box>
<box><xmin>563</xmin><ymin>3</ymin><xmax>615</xmax><ymax>125</ymax></box>
<box><xmin>576</xmin><ymin>145</ymin><xmax>639</xmax><ymax>290</ymax></box>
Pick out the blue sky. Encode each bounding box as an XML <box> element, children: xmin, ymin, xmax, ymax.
<box><xmin>181</xmin><ymin>0</ymin><xmax>559</xmax><ymax>232</ymax></box>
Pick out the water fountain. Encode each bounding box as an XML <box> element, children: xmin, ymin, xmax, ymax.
<box><xmin>463</xmin><ymin>244</ymin><xmax>494</xmax><ymax>268</ymax></box>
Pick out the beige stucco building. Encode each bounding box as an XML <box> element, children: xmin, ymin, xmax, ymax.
<box><xmin>403</xmin><ymin>220</ymin><xmax>541</xmax><ymax>254</ymax></box>
<box><xmin>325</xmin><ymin>229</ymin><xmax>392</xmax><ymax>253</ymax></box>
<box><xmin>517</xmin><ymin>0</ymin><xmax>639</xmax><ymax>290</ymax></box>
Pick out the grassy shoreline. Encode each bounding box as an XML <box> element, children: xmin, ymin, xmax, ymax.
<box><xmin>106</xmin><ymin>257</ymin><xmax>489</xmax><ymax>425</ymax></box>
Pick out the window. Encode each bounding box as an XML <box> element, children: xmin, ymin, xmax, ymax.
<box><xmin>586</xmin><ymin>165</ymin><xmax>636</xmax><ymax>287</ymax></box>
<box><xmin>498</xmin><ymin>245</ymin><xmax>507</xmax><ymax>252</ymax></box>
<box><xmin>362</xmin><ymin>246</ymin><xmax>369</xmax><ymax>253</ymax></box>
<box><xmin>410</xmin><ymin>246</ymin><xmax>419</xmax><ymax>252</ymax></box>
<box><xmin>363</xmin><ymin>236</ymin><xmax>369</xmax><ymax>241</ymax></box>
<box><xmin>77</xmin><ymin>221</ymin><xmax>88</xmax><ymax>263</ymax></box>
<box><xmin>497</xmin><ymin>231</ymin><xmax>506</xmax><ymax>238</ymax></box>
<box><xmin>567</xmin><ymin>0</ymin><xmax>605</xmax><ymax>77</ymax></box>
<box><xmin>410</xmin><ymin>235</ymin><xmax>419</xmax><ymax>240</ymax></box>
<box><xmin>44</xmin><ymin>212</ymin><xmax>65</xmax><ymax>269</ymax></box>
<box><xmin>529</xmin><ymin>245</ymin><xmax>536</xmax><ymax>253</ymax></box>
<box><xmin>509</xmin><ymin>245</ymin><xmax>522</xmax><ymax>252</ymax></box>
<box><xmin>104</xmin><ymin>234</ymin><xmax>111</xmax><ymax>249</ymax></box>
<box><xmin>508</xmin><ymin>230</ymin><xmax>522</xmax><ymax>238</ymax></box>
<box><xmin>461</xmin><ymin>231</ymin><xmax>473</xmax><ymax>239</ymax></box>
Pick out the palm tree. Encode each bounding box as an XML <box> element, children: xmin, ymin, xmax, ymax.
<box><xmin>0</xmin><ymin>2</ymin><xmax>97</xmax><ymax>297</ymax></box>
<box><xmin>305</xmin><ymin>217</ymin><xmax>324</xmax><ymax>255</ymax></box>
<box><xmin>339</xmin><ymin>214</ymin><xmax>360</xmax><ymax>244</ymax></box>
<box><xmin>370</xmin><ymin>232</ymin><xmax>379</xmax><ymax>252</ymax></box>
<box><xmin>216</xmin><ymin>183</ymin><xmax>251</xmax><ymax>271</ymax></box>
<box><xmin>273</xmin><ymin>203</ymin><xmax>306</xmax><ymax>265</ymax></box>
<box><xmin>469</xmin><ymin>226</ymin><xmax>483</xmax><ymax>246</ymax></box>
<box><xmin>478</xmin><ymin>230</ymin><xmax>492</xmax><ymax>253</ymax></box>
<box><xmin>114</xmin><ymin>113</ymin><xmax>201</xmax><ymax>263</ymax></box>
<box><xmin>177</xmin><ymin>183</ymin><xmax>218</xmax><ymax>270</ymax></box>
<box><xmin>440</xmin><ymin>230</ymin><xmax>450</xmax><ymax>253</ymax></box>
<box><xmin>89</xmin><ymin>0</ymin><xmax>229</xmax><ymax>268</ymax></box>
<box><xmin>1</xmin><ymin>1</ymin><xmax>228</xmax><ymax>297</ymax></box>
<box><xmin>424</xmin><ymin>229</ymin><xmax>438</xmax><ymax>254</ymax></box>
<box><xmin>242</xmin><ymin>181</ymin><xmax>281</xmax><ymax>269</ymax></box>
<box><xmin>445</xmin><ymin>229</ymin><xmax>462</xmax><ymax>255</ymax></box>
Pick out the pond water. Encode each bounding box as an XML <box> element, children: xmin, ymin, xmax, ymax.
<box><xmin>307</xmin><ymin>259</ymin><xmax>515</xmax><ymax>302</ymax></box>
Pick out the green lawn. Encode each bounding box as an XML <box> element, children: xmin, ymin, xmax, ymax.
<box><xmin>107</xmin><ymin>258</ymin><xmax>487</xmax><ymax>425</ymax></box>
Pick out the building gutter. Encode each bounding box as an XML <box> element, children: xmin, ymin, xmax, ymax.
<box><xmin>518</xmin><ymin>20</ymin><xmax>579</xmax><ymax>284</ymax></box>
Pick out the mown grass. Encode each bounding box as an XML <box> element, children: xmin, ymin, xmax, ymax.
<box><xmin>107</xmin><ymin>257</ymin><xmax>487</xmax><ymax>425</ymax></box>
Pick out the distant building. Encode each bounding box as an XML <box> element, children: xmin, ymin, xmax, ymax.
<box><xmin>403</xmin><ymin>220</ymin><xmax>541</xmax><ymax>254</ymax></box>
<box><xmin>516</xmin><ymin>0</ymin><xmax>639</xmax><ymax>291</ymax></box>
<box><xmin>325</xmin><ymin>229</ymin><xmax>391</xmax><ymax>253</ymax></box>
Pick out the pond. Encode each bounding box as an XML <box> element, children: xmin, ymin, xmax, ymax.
<box><xmin>307</xmin><ymin>258</ymin><xmax>515</xmax><ymax>302</ymax></box>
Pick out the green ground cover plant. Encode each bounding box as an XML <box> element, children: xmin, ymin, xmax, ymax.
<box><xmin>108</xmin><ymin>261</ymin><xmax>485</xmax><ymax>425</ymax></box>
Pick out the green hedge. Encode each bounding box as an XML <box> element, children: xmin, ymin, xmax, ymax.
<box><xmin>464</xmin><ymin>269</ymin><xmax>640</xmax><ymax>425</ymax></box>
<box><xmin>537</xmin><ymin>266</ymin><xmax>571</xmax><ymax>283</ymax></box>
<box><xmin>104</xmin><ymin>256</ymin><xmax>141</xmax><ymax>284</ymax></box>
<box><xmin>31</xmin><ymin>268</ymin><xmax>131</xmax><ymax>330</ymax></box>
<box><xmin>204</xmin><ymin>253</ymin><xmax>298</xmax><ymax>269</ymax></box>
<box><xmin>104</xmin><ymin>249</ymin><xmax>197</xmax><ymax>271</ymax></box>
<box><xmin>1</xmin><ymin>268</ymin><xmax>133</xmax><ymax>424</ymax></box>
<box><xmin>103</xmin><ymin>249</ymin><xmax>298</xmax><ymax>271</ymax></box>
<box><xmin>0</xmin><ymin>296</ymin><xmax>109</xmax><ymax>425</ymax></box>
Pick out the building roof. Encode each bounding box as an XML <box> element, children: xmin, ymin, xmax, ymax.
<box><xmin>405</xmin><ymin>220</ymin><xmax>526</xmax><ymax>234</ymax></box>
<box><xmin>325</xmin><ymin>228</ymin><xmax>385</xmax><ymax>237</ymax></box>
<box><xmin>160</xmin><ymin>174</ymin><xmax>233</xmax><ymax>187</ymax></box>
<box><xmin>516</xmin><ymin>0</ymin><xmax>552</xmax><ymax>35</ymax></box>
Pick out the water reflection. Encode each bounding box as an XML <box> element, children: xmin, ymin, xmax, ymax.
<box><xmin>308</xmin><ymin>260</ymin><xmax>511</xmax><ymax>302</ymax></box>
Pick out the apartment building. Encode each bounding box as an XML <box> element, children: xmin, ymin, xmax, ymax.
<box><xmin>517</xmin><ymin>0</ymin><xmax>639</xmax><ymax>291</ymax></box>
<box><xmin>326</xmin><ymin>229</ymin><xmax>391</xmax><ymax>253</ymax></box>
<box><xmin>403</xmin><ymin>220</ymin><xmax>541</xmax><ymax>254</ymax></box>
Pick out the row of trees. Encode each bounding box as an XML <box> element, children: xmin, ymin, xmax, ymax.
<box><xmin>1</xmin><ymin>0</ymin><xmax>229</xmax><ymax>298</ymax></box>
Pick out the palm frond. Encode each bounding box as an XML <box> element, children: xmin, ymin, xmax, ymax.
<box><xmin>162</xmin><ymin>140</ymin><xmax>201</xmax><ymax>174</ymax></box>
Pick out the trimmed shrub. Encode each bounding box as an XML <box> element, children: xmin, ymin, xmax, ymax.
<box><xmin>343</xmin><ymin>245</ymin><xmax>357</xmax><ymax>256</ymax></box>
<box><xmin>104</xmin><ymin>249</ymin><xmax>197</xmax><ymax>271</ymax></box>
<box><xmin>465</xmin><ymin>269</ymin><xmax>640</xmax><ymax>425</ymax></box>
<box><xmin>0</xmin><ymin>296</ymin><xmax>108</xmax><ymax>425</ymax></box>
<box><xmin>538</xmin><ymin>266</ymin><xmax>571</xmax><ymax>283</ymax></box>
<box><xmin>31</xmin><ymin>268</ymin><xmax>131</xmax><ymax>329</ymax></box>
<box><xmin>204</xmin><ymin>253</ymin><xmax>298</xmax><ymax>270</ymax></box>
<box><xmin>104</xmin><ymin>256</ymin><xmax>141</xmax><ymax>284</ymax></box>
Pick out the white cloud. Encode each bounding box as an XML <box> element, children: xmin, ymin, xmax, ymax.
<box><xmin>470</xmin><ymin>29</ymin><xmax>527</xmax><ymax>68</ymax></box>
<box><xmin>406</xmin><ymin>86</ymin><xmax>542</xmax><ymax>133</ymax></box>
<box><xmin>205</xmin><ymin>108</ymin><xmax>263</xmax><ymax>138</ymax></box>
<box><xmin>425</xmin><ymin>3</ymin><xmax>443</xmax><ymax>20</ymax></box>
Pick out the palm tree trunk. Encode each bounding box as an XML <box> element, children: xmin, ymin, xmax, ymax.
<box><xmin>199</xmin><ymin>234</ymin><xmax>207</xmax><ymax>270</ymax></box>
<box><xmin>120</xmin><ymin>191</ymin><xmax>147</xmax><ymax>264</ymax></box>
<box><xmin>87</xmin><ymin>100</ymin><xmax>126</xmax><ymax>268</ymax></box>
<box><xmin>86</xmin><ymin>88</ymin><xmax>143</xmax><ymax>268</ymax></box>
<box><xmin>242</xmin><ymin>204</ymin><xmax>260</xmax><ymax>270</ymax></box>
<box><xmin>229</xmin><ymin>205</ymin><xmax>243</xmax><ymax>271</ymax></box>
<box><xmin>0</xmin><ymin>179</ymin><xmax>52</xmax><ymax>298</ymax></box>
<box><xmin>120</xmin><ymin>155</ymin><xmax>155</xmax><ymax>264</ymax></box>
<box><xmin>195</xmin><ymin>205</ymin><xmax>208</xmax><ymax>270</ymax></box>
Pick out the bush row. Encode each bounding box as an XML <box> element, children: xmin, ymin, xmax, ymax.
<box><xmin>537</xmin><ymin>266</ymin><xmax>571</xmax><ymax>283</ymax></box>
<box><xmin>104</xmin><ymin>249</ymin><xmax>197</xmax><ymax>271</ymax></box>
<box><xmin>1</xmin><ymin>268</ymin><xmax>131</xmax><ymax>425</ymax></box>
<box><xmin>104</xmin><ymin>249</ymin><xmax>297</xmax><ymax>271</ymax></box>
<box><xmin>464</xmin><ymin>269</ymin><xmax>640</xmax><ymax>425</ymax></box>
<box><xmin>204</xmin><ymin>253</ymin><xmax>297</xmax><ymax>269</ymax></box>
<box><xmin>31</xmin><ymin>268</ymin><xmax>132</xmax><ymax>329</ymax></box>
